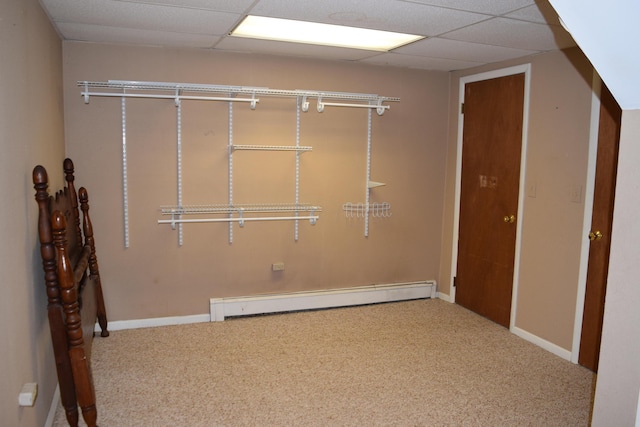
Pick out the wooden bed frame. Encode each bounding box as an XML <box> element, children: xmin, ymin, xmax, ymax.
<box><xmin>33</xmin><ymin>158</ymin><xmax>109</xmax><ymax>427</ymax></box>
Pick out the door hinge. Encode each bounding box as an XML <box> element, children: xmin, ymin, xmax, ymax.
<box><xmin>460</xmin><ymin>103</ymin><xmax>464</xmax><ymax>114</ymax></box>
<box><xmin>453</xmin><ymin>276</ymin><xmax>457</xmax><ymax>287</ymax></box>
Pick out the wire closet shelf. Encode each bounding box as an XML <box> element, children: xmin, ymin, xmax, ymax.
<box><xmin>159</xmin><ymin>204</ymin><xmax>322</xmax><ymax>228</ymax></box>
<box><xmin>78</xmin><ymin>80</ymin><xmax>399</xmax><ymax>246</ymax></box>
<box><xmin>79</xmin><ymin>80</ymin><xmax>399</xmax><ymax>115</ymax></box>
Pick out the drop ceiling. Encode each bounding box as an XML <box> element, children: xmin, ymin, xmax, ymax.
<box><xmin>39</xmin><ymin>0</ymin><xmax>576</xmax><ymax>71</ymax></box>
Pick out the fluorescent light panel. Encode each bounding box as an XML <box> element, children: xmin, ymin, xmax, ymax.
<box><xmin>231</xmin><ymin>15</ymin><xmax>424</xmax><ymax>51</ymax></box>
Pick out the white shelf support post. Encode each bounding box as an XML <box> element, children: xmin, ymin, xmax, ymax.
<box><xmin>121</xmin><ymin>94</ymin><xmax>130</xmax><ymax>248</ymax></box>
<box><xmin>228</xmin><ymin>98</ymin><xmax>234</xmax><ymax>244</ymax></box>
<box><xmin>295</xmin><ymin>96</ymin><xmax>301</xmax><ymax>241</ymax></box>
<box><xmin>175</xmin><ymin>93</ymin><xmax>184</xmax><ymax>246</ymax></box>
<box><xmin>365</xmin><ymin>107</ymin><xmax>373</xmax><ymax>237</ymax></box>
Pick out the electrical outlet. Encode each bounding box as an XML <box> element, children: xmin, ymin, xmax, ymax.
<box><xmin>18</xmin><ymin>383</ymin><xmax>37</xmax><ymax>407</ymax></box>
<box><xmin>272</xmin><ymin>262</ymin><xmax>285</xmax><ymax>272</ymax></box>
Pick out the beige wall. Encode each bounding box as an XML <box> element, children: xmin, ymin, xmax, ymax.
<box><xmin>515</xmin><ymin>49</ymin><xmax>593</xmax><ymax>350</ymax></box>
<box><xmin>0</xmin><ymin>0</ymin><xmax>65</xmax><ymax>426</ymax></box>
<box><xmin>62</xmin><ymin>42</ymin><xmax>450</xmax><ymax>321</ymax></box>
<box><xmin>439</xmin><ymin>48</ymin><xmax>595</xmax><ymax>352</ymax></box>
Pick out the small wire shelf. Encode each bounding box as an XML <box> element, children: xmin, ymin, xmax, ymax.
<box><xmin>343</xmin><ymin>202</ymin><xmax>392</xmax><ymax>218</ymax></box>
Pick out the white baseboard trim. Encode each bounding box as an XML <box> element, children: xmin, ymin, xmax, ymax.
<box><xmin>95</xmin><ymin>282</ymin><xmax>437</xmax><ymax>331</ymax></box>
<box><xmin>44</xmin><ymin>386</ymin><xmax>60</xmax><ymax>427</ymax></box>
<box><xmin>97</xmin><ymin>313</ymin><xmax>211</xmax><ymax>332</ymax></box>
<box><xmin>210</xmin><ymin>281</ymin><xmax>437</xmax><ymax>321</ymax></box>
<box><xmin>511</xmin><ymin>326</ymin><xmax>572</xmax><ymax>361</ymax></box>
<box><xmin>436</xmin><ymin>292</ymin><xmax>453</xmax><ymax>303</ymax></box>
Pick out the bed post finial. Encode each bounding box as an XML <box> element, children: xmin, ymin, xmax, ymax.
<box><xmin>64</xmin><ymin>158</ymin><xmax>83</xmax><ymax>247</ymax></box>
<box><xmin>33</xmin><ymin>165</ymin><xmax>48</xmax><ymax>188</ymax></box>
<box><xmin>63</xmin><ymin>158</ymin><xmax>75</xmax><ymax>181</ymax></box>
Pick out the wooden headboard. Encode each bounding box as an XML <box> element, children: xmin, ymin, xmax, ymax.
<box><xmin>33</xmin><ymin>158</ymin><xmax>108</xmax><ymax>427</ymax></box>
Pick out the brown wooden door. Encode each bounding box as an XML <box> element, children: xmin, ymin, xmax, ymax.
<box><xmin>456</xmin><ymin>73</ymin><xmax>525</xmax><ymax>328</ymax></box>
<box><xmin>578</xmin><ymin>83</ymin><xmax>621</xmax><ymax>372</ymax></box>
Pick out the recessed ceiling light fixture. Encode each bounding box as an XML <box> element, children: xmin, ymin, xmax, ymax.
<box><xmin>230</xmin><ymin>15</ymin><xmax>424</xmax><ymax>51</ymax></box>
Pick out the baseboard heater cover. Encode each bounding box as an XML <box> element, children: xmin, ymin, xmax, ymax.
<box><xmin>210</xmin><ymin>281</ymin><xmax>436</xmax><ymax>321</ymax></box>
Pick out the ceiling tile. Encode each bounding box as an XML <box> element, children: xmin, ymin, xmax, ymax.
<box><xmin>394</xmin><ymin>37</ymin><xmax>537</xmax><ymax>63</ymax></box>
<box><xmin>403</xmin><ymin>0</ymin><xmax>535</xmax><ymax>15</ymax></box>
<box><xmin>43</xmin><ymin>0</ymin><xmax>241</xmax><ymax>35</ymax></box>
<box><xmin>125</xmin><ymin>0</ymin><xmax>254</xmax><ymax>13</ymax></box>
<box><xmin>56</xmin><ymin>22</ymin><xmax>220</xmax><ymax>48</ymax></box>
<box><xmin>361</xmin><ymin>52</ymin><xmax>485</xmax><ymax>71</ymax></box>
<box><xmin>442</xmin><ymin>17</ymin><xmax>575</xmax><ymax>51</ymax></box>
<box><xmin>249</xmin><ymin>0</ymin><xmax>491</xmax><ymax>36</ymax></box>
<box><xmin>505</xmin><ymin>1</ymin><xmax>562</xmax><ymax>25</ymax></box>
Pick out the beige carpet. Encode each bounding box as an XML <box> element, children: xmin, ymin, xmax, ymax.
<box><xmin>53</xmin><ymin>299</ymin><xmax>594</xmax><ymax>426</ymax></box>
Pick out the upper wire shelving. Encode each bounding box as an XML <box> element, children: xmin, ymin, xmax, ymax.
<box><xmin>79</xmin><ymin>80</ymin><xmax>399</xmax><ymax>114</ymax></box>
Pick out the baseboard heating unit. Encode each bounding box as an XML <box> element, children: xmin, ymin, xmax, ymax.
<box><xmin>210</xmin><ymin>281</ymin><xmax>436</xmax><ymax>321</ymax></box>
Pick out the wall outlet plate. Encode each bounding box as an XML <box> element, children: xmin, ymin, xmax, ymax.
<box><xmin>19</xmin><ymin>383</ymin><xmax>37</xmax><ymax>407</ymax></box>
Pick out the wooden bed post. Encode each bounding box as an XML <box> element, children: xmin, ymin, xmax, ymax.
<box><xmin>33</xmin><ymin>166</ymin><xmax>80</xmax><ymax>427</ymax></box>
<box><xmin>52</xmin><ymin>211</ymin><xmax>98</xmax><ymax>427</ymax></box>
<box><xmin>79</xmin><ymin>187</ymin><xmax>109</xmax><ymax>337</ymax></box>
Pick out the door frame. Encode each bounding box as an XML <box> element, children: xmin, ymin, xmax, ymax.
<box><xmin>570</xmin><ymin>71</ymin><xmax>605</xmax><ymax>363</ymax></box>
<box><xmin>449</xmin><ymin>64</ymin><xmax>531</xmax><ymax>330</ymax></box>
